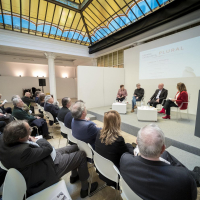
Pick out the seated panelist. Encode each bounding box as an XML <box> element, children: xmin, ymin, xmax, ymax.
<box><xmin>148</xmin><ymin>83</ymin><xmax>168</xmax><ymax>108</ymax></box>
<box><xmin>116</xmin><ymin>85</ymin><xmax>127</xmax><ymax>102</ymax></box>
<box><xmin>131</xmin><ymin>83</ymin><xmax>144</xmax><ymax>113</ymax></box>
<box><xmin>159</xmin><ymin>82</ymin><xmax>188</xmax><ymax>119</ymax></box>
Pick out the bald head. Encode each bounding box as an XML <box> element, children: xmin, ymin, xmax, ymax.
<box><xmin>137</xmin><ymin>124</ymin><xmax>165</xmax><ymax>159</ymax></box>
<box><xmin>158</xmin><ymin>83</ymin><xmax>164</xmax><ymax>90</ymax></box>
<box><xmin>25</xmin><ymin>92</ymin><xmax>31</xmax><ymax>98</ymax></box>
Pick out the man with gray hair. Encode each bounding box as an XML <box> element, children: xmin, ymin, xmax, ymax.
<box><xmin>71</xmin><ymin>101</ymin><xmax>101</xmax><ymax>149</ymax></box>
<box><xmin>44</xmin><ymin>95</ymin><xmax>60</xmax><ymax>124</ymax></box>
<box><xmin>131</xmin><ymin>83</ymin><xmax>144</xmax><ymax>113</ymax></box>
<box><xmin>120</xmin><ymin>124</ymin><xmax>200</xmax><ymax>200</ymax></box>
<box><xmin>12</xmin><ymin>97</ymin><xmax>51</xmax><ymax>139</ymax></box>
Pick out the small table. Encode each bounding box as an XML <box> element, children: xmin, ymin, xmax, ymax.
<box><xmin>137</xmin><ymin>106</ymin><xmax>157</xmax><ymax>121</ymax></box>
<box><xmin>112</xmin><ymin>102</ymin><xmax>127</xmax><ymax>114</ymax></box>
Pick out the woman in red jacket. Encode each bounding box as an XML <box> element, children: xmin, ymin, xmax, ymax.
<box><xmin>159</xmin><ymin>83</ymin><xmax>188</xmax><ymax>119</ymax></box>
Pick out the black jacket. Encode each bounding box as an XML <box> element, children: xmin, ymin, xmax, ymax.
<box><xmin>150</xmin><ymin>88</ymin><xmax>168</xmax><ymax>103</ymax></box>
<box><xmin>57</xmin><ymin>107</ymin><xmax>70</xmax><ymax>123</ymax></box>
<box><xmin>21</xmin><ymin>96</ymin><xmax>35</xmax><ymax>107</ymax></box>
<box><xmin>44</xmin><ymin>103</ymin><xmax>60</xmax><ymax>123</ymax></box>
<box><xmin>0</xmin><ymin>135</ymin><xmax>59</xmax><ymax>197</ymax></box>
<box><xmin>95</xmin><ymin>133</ymin><xmax>131</xmax><ymax>187</ymax></box>
<box><xmin>120</xmin><ymin>153</ymin><xmax>197</xmax><ymax>200</ymax></box>
<box><xmin>134</xmin><ymin>88</ymin><xmax>144</xmax><ymax>98</ymax></box>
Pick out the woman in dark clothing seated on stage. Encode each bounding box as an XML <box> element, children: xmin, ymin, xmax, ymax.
<box><xmin>39</xmin><ymin>93</ymin><xmax>45</xmax><ymax>107</ymax></box>
<box><xmin>95</xmin><ymin>110</ymin><xmax>133</xmax><ymax>187</ymax></box>
<box><xmin>159</xmin><ymin>82</ymin><xmax>188</xmax><ymax>119</ymax></box>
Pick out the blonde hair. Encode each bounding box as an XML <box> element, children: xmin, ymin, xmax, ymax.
<box><xmin>177</xmin><ymin>82</ymin><xmax>187</xmax><ymax>92</ymax></box>
<box><xmin>100</xmin><ymin>110</ymin><xmax>121</xmax><ymax>145</ymax></box>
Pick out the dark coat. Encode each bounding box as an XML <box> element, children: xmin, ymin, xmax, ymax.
<box><xmin>44</xmin><ymin>103</ymin><xmax>60</xmax><ymax>123</ymax></box>
<box><xmin>64</xmin><ymin>111</ymin><xmax>73</xmax><ymax>129</ymax></box>
<box><xmin>21</xmin><ymin>96</ymin><xmax>35</xmax><ymax>107</ymax></box>
<box><xmin>0</xmin><ymin>135</ymin><xmax>59</xmax><ymax>197</ymax></box>
<box><xmin>150</xmin><ymin>88</ymin><xmax>168</xmax><ymax>103</ymax></box>
<box><xmin>57</xmin><ymin>107</ymin><xmax>70</xmax><ymax>123</ymax></box>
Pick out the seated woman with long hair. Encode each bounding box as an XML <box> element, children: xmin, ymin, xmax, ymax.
<box><xmin>159</xmin><ymin>82</ymin><xmax>188</xmax><ymax>119</ymax></box>
<box><xmin>95</xmin><ymin>110</ymin><xmax>133</xmax><ymax>187</ymax></box>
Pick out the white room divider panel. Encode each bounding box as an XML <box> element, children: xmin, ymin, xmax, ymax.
<box><xmin>103</xmin><ymin>67</ymin><xmax>125</xmax><ymax>106</ymax></box>
<box><xmin>77</xmin><ymin>66</ymin><xmax>125</xmax><ymax>109</ymax></box>
<box><xmin>77</xmin><ymin>66</ymin><xmax>104</xmax><ymax>109</ymax></box>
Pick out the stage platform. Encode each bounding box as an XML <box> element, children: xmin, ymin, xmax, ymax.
<box><xmin>88</xmin><ymin>104</ymin><xmax>200</xmax><ymax>156</ymax></box>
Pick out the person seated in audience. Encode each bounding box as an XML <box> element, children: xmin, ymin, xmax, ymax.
<box><xmin>120</xmin><ymin>124</ymin><xmax>200</xmax><ymax>200</ymax></box>
<box><xmin>131</xmin><ymin>83</ymin><xmax>144</xmax><ymax>113</ymax></box>
<box><xmin>0</xmin><ymin>94</ymin><xmax>12</xmax><ymax>114</ymax></box>
<box><xmin>159</xmin><ymin>82</ymin><xmax>188</xmax><ymax>119</ymax></box>
<box><xmin>44</xmin><ymin>95</ymin><xmax>60</xmax><ymax>124</ymax></box>
<box><xmin>116</xmin><ymin>85</ymin><xmax>127</xmax><ymax>102</ymax></box>
<box><xmin>21</xmin><ymin>92</ymin><xmax>35</xmax><ymax>113</ymax></box>
<box><xmin>71</xmin><ymin>101</ymin><xmax>101</xmax><ymax>149</ymax></box>
<box><xmin>0</xmin><ymin>121</ymin><xmax>98</xmax><ymax>198</ymax></box>
<box><xmin>0</xmin><ymin>115</ymin><xmax>6</xmax><ymax>133</ymax></box>
<box><xmin>0</xmin><ymin>167</ymin><xmax>7</xmax><ymax>200</ymax></box>
<box><xmin>12</xmin><ymin>97</ymin><xmax>52</xmax><ymax>140</ymax></box>
<box><xmin>39</xmin><ymin>93</ymin><xmax>45</xmax><ymax>107</ymax></box>
<box><xmin>58</xmin><ymin>97</ymin><xmax>71</xmax><ymax>123</ymax></box>
<box><xmin>35</xmin><ymin>91</ymin><xmax>41</xmax><ymax>104</ymax></box>
<box><xmin>148</xmin><ymin>83</ymin><xmax>168</xmax><ymax>108</ymax></box>
<box><xmin>95</xmin><ymin>110</ymin><xmax>133</xmax><ymax>187</ymax></box>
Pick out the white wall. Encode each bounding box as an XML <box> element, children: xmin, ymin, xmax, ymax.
<box><xmin>0</xmin><ymin>76</ymin><xmax>77</xmax><ymax>101</ymax></box>
<box><xmin>77</xmin><ymin>66</ymin><xmax>124</xmax><ymax>109</ymax></box>
<box><xmin>124</xmin><ymin>26</ymin><xmax>200</xmax><ymax>115</ymax></box>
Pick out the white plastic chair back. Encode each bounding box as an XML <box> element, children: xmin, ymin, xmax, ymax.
<box><xmin>76</xmin><ymin>140</ymin><xmax>93</xmax><ymax>160</ymax></box>
<box><xmin>63</xmin><ymin>126</ymin><xmax>77</xmax><ymax>144</ymax></box>
<box><xmin>3</xmin><ymin>168</ymin><xmax>26</xmax><ymax>200</ymax></box>
<box><xmin>88</xmin><ymin>144</ymin><xmax>118</xmax><ymax>183</ymax></box>
<box><xmin>0</xmin><ymin>161</ymin><xmax>8</xmax><ymax>171</ymax></box>
<box><xmin>57</xmin><ymin>120</ymin><xmax>65</xmax><ymax>133</ymax></box>
<box><xmin>113</xmin><ymin>166</ymin><xmax>142</xmax><ymax>200</ymax></box>
<box><xmin>44</xmin><ymin>111</ymin><xmax>54</xmax><ymax>122</ymax></box>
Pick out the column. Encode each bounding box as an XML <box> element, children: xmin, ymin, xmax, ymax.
<box><xmin>45</xmin><ymin>52</ymin><xmax>57</xmax><ymax>101</ymax></box>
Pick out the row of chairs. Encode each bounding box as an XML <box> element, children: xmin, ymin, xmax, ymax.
<box><xmin>56</xmin><ymin>119</ymin><xmax>142</xmax><ymax>200</ymax></box>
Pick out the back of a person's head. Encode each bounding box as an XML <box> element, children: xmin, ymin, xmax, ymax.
<box><xmin>3</xmin><ymin>120</ymin><xmax>28</xmax><ymax>146</ymax></box>
<box><xmin>71</xmin><ymin>101</ymin><xmax>85</xmax><ymax>119</ymax></box>
<box><xmin>137</xmin><ymin>124</ymin><xmax>165</xmax><ymax>159</ymax></box>
<box><xmin>35</xmin><ymin>91</ymin><xmax>41</xmax><ymax>97</ymax></box>
<box><xmin>12</xmin><ymin>97</ymin><xmax>21</xmax><ymax>106</ymax></box>
<box><xmin>62</xmin><ymin>97</ymin><xmax>70</xmax><ymax>107</ymax></box>
<box><xmin>100</xmin><ymin>110</ymin><xmax>121</xmax><ymax>145</ymax></box>
<box><xmin>39</xmin><ymin>93</ymin><xmax>45</xmax><ymax>102</ymax></box>
<box><xmin>44</xmin><ymin>95</ymin><xmax>51</xmax><ymax>103</ymax></box>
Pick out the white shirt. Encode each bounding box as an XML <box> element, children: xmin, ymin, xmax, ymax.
<box><xmin>25</xmin><ymin>139</ymin><xmax>56</xmax><ymax>161</ymax></box>
<box><xmin>156</xmin><ymin>90</ymin><xmax>162</xmax><ymax>99</ymax></box>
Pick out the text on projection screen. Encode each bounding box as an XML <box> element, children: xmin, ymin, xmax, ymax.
<box><xmin>139</xmin><ymin>36</ymin><xmax>200</xmax><ymax>80</ymax></box>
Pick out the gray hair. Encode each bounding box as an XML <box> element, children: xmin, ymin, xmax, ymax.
<box><xmin>45</xmin><ymin>95</ymin><xmax>52</xmax><ymax>103</ymax></box>
<box><xmin>71</xmin><ymin>101</ymin><xmax>85</xmax><ymax>119</ymax></box>
<box><xmin>136</xmin><ymin>83</ymin><xmax>141</xmax><ymax>86</ymax></box>
<box><xmin>137</xmin><ymin>124</ymin><xmax>165</xmax><ymax>158</ymax></box>
<box><xmin>11</xmin><ymin>95</ymin><xmax>20</xmax><ymax>102</ymax></box>
<box><xmin>12</xmin><ymin>97</ymin><xmax>22</xmax><ymax>106</ymax></box>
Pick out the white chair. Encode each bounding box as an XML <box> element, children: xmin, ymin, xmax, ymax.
<box><xmin>88</xmin><ymin>144</ymin><xmax>119</xmax><ymax>199</ymax></box>
<box><xmin>64</xmin><ymin>126</ymin><xmax>77</xmax><ymax>144</ymax></box>
<box><xmin>113</xmin><ymin>166</ymin><xmax>142</xmax><ymax>200</ymax></box>
<box><xmin>0</xmin><ymin>161</ymin><xmax>8</xmax><ymax>171</ymax></box>
<box><xmin>2</xmin><ymin>168</ymin><xmax>72</xmax><ymax>200</ymax></box>
<box><xmin>57</xmin><ymin>119</ymin><xmax>68</xmax><ymax>148</ymax></box>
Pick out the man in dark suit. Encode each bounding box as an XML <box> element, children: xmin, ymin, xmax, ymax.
<box><xmin>120</xmin><ymin>124</ymin><xmax>200</xmax><ymax>200</ymax></box>
<box><xmin>71</xmin><ymin>101</ymin><xmax>101</xmax><ymax>149</ymax></box>
<box><xmin>148</xmin><ymin>83</ymin><xmax>168</xmax><ymax>107</ymax></box>
<box><xmin>0</xmin><ymin>121</ymin><xmax>98</xmax><ymax>198</ymax></box>
<box><xmin>12</xmin><ymin>97</ymin><xmax>51</xmax><ymax>140</ymax></box>
<box><xmin>44</xmin><ymin>95</ymin><xmax>60</xmax><ymax>124</ymax></box>
<box><xmin>22</xmin><ymin>92</ymin><xmax>35</xmax><ymax>113</ymax></box>
<box><xmin>57</xmin><ymin>97</ymin><xmax>71</xmax><ymax>122</ymax></box>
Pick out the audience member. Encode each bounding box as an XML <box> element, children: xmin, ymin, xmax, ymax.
<box><xmin>120</xmin><ymin>124</ymin><xmax>200</xmax><ymax>200</ymax></box>
<box><xmin>0</xmin><ymin>94</ymin><xmax>12</xmax><ymax>114</ymax></box>
<box><xmin>0</xmin><ymin>118</ymin><xmax>6</xmax><ymax>133</ymax></box>
<box><xmin>131</xmin><ymin>83</ymin><xmax>144</xmax><ymax>113</ymax></box>
<box><xmin>159</xmin><ymin>83</ymin><xmax>188</xmax><ymax>119</ymax></box>
<box><xmin>0</xmin><ymin>121</ymin><xmax>98</xmax><ymax>198</ymax></box>
<box><xmin>21</xmin><ymin>92</ymin><xmax>35</xmax><ymax>113</ymax></box>
<box><xmin>39</xmin><ymin>93</ymin><xmax>45</xmax><ymax>107</ymax></box>
<box><xmin>95</xmin><ymin>110</ymin><xmax>133</xmax><ymax>187</ymax></box>
<box><xmin>71</xmin><ymin>101</ymin><xmax>101</xmax><ymax>149</ymax></box>
<box><xmin>116</xmin><ymin>85</ymin><xmax>127</xmax><ymax>102</ymax></box>
<box><xmin>148</xmin><ymin>83</ymin><xmax>168</xmax><ymax>108</ymax></box>
<box><xmin>58</xmin><ymin>97</ymin><xmax>71</xmax><ymax>122</ymax></box>
<box><xmin>12</xmin><ymin>97</ymin><xmax>51</xmax><ymax>139</ymax></box>
<box><xmin>35</xmin><ymin>91</ymin><xmax>41</xmax><ymax>104</ymax></box>
<box><xmin>44</xmin><ymin>95</ymin><xmax>60</xmax><ymax>124</ymax></box>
